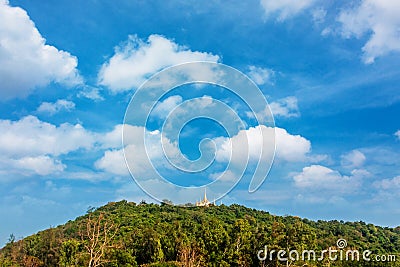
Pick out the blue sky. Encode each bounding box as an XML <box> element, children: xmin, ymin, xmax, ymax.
<box><xmin>1</xmin><ymin>0</ymin><xmax>400</xmax><ymax>245</ymax></box>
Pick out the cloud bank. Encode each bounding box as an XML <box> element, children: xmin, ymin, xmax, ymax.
<box><xmin>338</xmin><ymin>0</ymin><xmax>400</xmax><ymax>63</ymax></box>
<box><xmin>98</xmin><ymin>35</ymin><xmax>220</xmax><ymax>93</ymax></box>
<box><xmin>0</xmin><ymin>0</ymin><xmax>81</xmax><ymax>99</ymax></box>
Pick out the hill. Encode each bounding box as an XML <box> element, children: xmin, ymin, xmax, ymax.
<box><xmin>1</xmin><ymin>200</ymin><xmax>399</xmax><ymax>266</ymax></box>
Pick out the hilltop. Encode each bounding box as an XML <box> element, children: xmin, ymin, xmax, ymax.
<box><xmin>1</xmin><ymin>200</ymin><xmax>399</xmax><ymax>266</ymax></box>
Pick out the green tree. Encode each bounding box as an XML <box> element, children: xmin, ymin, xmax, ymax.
<box><xmin>227</xmin><ymin>218</ymin><xmax>253</xmax><ymax>266</ymax></box>
<box><xmin>59</xmin><ymin>239</ymin><xmax>80</xmax><ymax>267</ymax></box>
<box><xmin>132</xmin><ymin>228</ymin><xmax>164</xmax><ymax>265</ymax></box>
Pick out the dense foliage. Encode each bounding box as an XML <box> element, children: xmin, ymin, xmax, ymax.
<box><xmin>1</xmin><ymin>200</ymin><xmax>399</xmax><ymax>266</ymax></box>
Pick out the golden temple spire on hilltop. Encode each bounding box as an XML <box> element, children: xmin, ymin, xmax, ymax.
<box><xmin>196</xmin><ymin>188</ymin><xmax>214</xmax><ymax>207</ymax></box>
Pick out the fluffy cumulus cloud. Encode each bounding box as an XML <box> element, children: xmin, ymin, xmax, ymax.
<box><xmin>246</xmin><ymin>66</ymin><xmax>275</xmax><ymax>85</ymax></box>
<box><xmin>37</xmin><ymin>99</ymin><xmax>75</xmax><ymax>115</ymax></box>
<box><xmin>96</xmin><ymin>123</ymin><xmax>312</xmax><ymax>181</ymax></box>
<box><xmin>0</xmin><ymin>117</ymin><xmax>154</xmax><ymax>179</ymax></box>
<box><xmin>269</xmin><ymin>96</ymin><xmax>300</xmax><ymax>118</ymax></box>
<box><xmin>95</xmin><ymin>149</ymin><xmax>129</xmax><ymax>176</ymax></box>
<box><xmin>0</xmin><ymin>0</ymin><xmax>81</xmax><ymax>99</ymax></box>
<box><xmin>98</xmin><ymin>124</ymin><xmax>125</xmax><ymax>149</ymax></box>
<box><xmin>341</xmin><ymin>149</ymin><xmax>366</xmax><ymax>169</ymax></box>
<box><xmin>95</xmin><ymin>124</ymin><xmax>137</xmax><ymax>176</ymax></box>
<box><xmin>338</xmin><ymin>0</ymin><xmax>400</xmax><ymax>63</ymax></box>
<box><xmin>10</xmin><ymin>156</ymin><xmax>65</xmax><ymax>176</ymax></box>
<box><xmin>215</xmin><ymin>125</ymin><xmax>311</xmax><ymax>164</ymax></box>
<box><xmin>98</xmin><ymin>34</ymin><xmax>220</xmax><ymax>93</ymax></box>
<box><xmin>274</xmin><ymin>127</ymin><xmax>311</xmax><ymax>161</ymax></box>
<box><xmin>0</xmin><ymin>116</ymin><xmax>94</xmax><ymax>177</ymax></box>
<box><xmin>293</xmin><ymin>165</ymin><xmax>369</xmax><ymax>193</ymax></box>
<box><xmin>0</xmin><ymin>116</ymin><xmax>94</xmax><ymax>157</ymax></box>
<box><xmin>95</xmin><ymin>124</ymin><xmax>177</xmax><ymax>177</ymax></box>
<box><xmin>260</xmin><ymin>0</ymin><xmax>316</xmax><ymax>21</ymax></box>
<box><xmin>207</xmin><ymin>125</ymin><xmax>312</xmax><ymax>190</ymax></box>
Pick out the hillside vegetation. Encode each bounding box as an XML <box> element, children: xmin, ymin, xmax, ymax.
<box><xmin>1</xmin><ymin>200</ymin><xmax>399</xmax><ymax>266</ymax></box>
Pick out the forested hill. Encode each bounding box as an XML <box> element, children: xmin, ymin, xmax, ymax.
<box><xmin>1</xmin><ymin>200</ymin><xmax>399</xmax><ymax>266</ymax></box>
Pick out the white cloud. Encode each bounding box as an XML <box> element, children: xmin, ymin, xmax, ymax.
<box><xmin>275</xmin><ymin>127</ymin><xmax>311</xmax><ymax>161</ymax></box>
<box><xmin>77</xmin><ymin>85</ymin><xmax>104</xmax><ymax>101</ymax></box>
<box><xmin>0</xmin><ymin>116</ymin><xmax>94</xmax><ymax>158</ymax></box>
<box><xmin>215</xmin><ymin>125</ymin><xmax>311</xmax><ymax>164</ymax></box>
<box><xmin>0</xmin><ymin>116</ymin><xmax>95</xmax><ymax>177</ymax></box>
<box><xmin>395</xmin><ymin>130</ymin><xmax>400</xmax><ymax>140</ymax></box>
<box><xmin>97</xmin><ymin>123</ymin><xmax>173</xmax><ymax>176</ymax></box>
<box><xmin>372</xmin><ymin>175</ymin><xmax>400</xmax><ymax>202</ymax></box>
<box><xmin>0</xmin><ymin>116</ymin><xmax>312</xmax><ymax>183</ymax></box>
<box><xmin>260</xmin><ymin>0</ymin><xmax>316</xmax><ymax>21</ymax></box>
<box><xmin>96</xmin><ymin>125</ymin><xmax>178</xmax><ymax>177</ymax></box>
<box><xmin>99</xmin><ymin>123</ymin><xmax>159</xmax><ymax>150</ymax></box>
<box><xmin>0</xmin><ymin>155</ymin><xmax>65</xmax><ymax>178</ymax></box>
<box><xmin>97</xmin><ymin>124</ymin><xmax>311</xmax><ymax>182</ymax></box>
<box><xmin>37</xmin><ymin>99</ymin><xmax>75</xmax><ymax>115</ymax></box>
<box><xmin>293</xmin><ymin>165</ymin><xmax>368</xmax><ymax>192</ymax></box>
<box><xmin>99</xmin><ymin>124</ymin><xmax>124</xmax><ymax>149</ymax></box>
<box><xmin>246</xmin><ymin>66</ymin><xmax>275</xmax><ymax>85</ymax></box>
<box><xmin>269</xmin><ymin>96</ymin><xmax>300</xmax><ymax>118</ymax></box>
<box><xmin>246</xmin><ymin>96</ymin><xmax>300</xmax><ymax>122</ymax></box>
<box><xmin>341</xmin><ymin>149</ymin><xmax>366</xmax><ymax>169</ymax></box>
<box><xmin>12</xmin><ymin>155</ymin><xmax>65</xmax><ymax>176</ymax></box>
<box><xmin>374</xmin><ymin>175</ymin><xmax>400</xmax><ymax>190</ymax></box>
<box><xmin>151</xmin><ymin>95</ymin><xmax>183</xmax><ymax>119</ymax></box>
<box><xmin>208</xmin><ymin>125</ymin><xmax>314</xmax><ymax>194</ymax></box>
<box><xmin>96</xmin><ymin>125</ymin><xmax>152</xmax><ymax>176</ymax></box>
<box><xmin>96</xmin><ymin>119</ymin><xmax>313</xmax><ymax>188</ymax></box>
<box><xmin>95</xmin><ymin>149</ymin><xmax>129</xmax><ymax>176</ymax></box>
<box><xmin>0</xmin><ymin>117</ymin><xmax>165</xmax><ymax>179</ymax></box>
<box><xmin>98</xmin><ymin>34</ymin><xmax>220</xmax><ymax>93</ymax></box>
<box><xmin>0</xmin><ymin>1</ymin><xmax>81</xmax><ymax>99</ymax></box>
<box><xmin>0</xmin><ymin>117</ymin><xmax>186</xmax><ymax>179</ymax></box>
<box><xmin>338</xmin><ymin>0</ymin><xmax>400</xmax><ymax>63</ymax></box>
<box><xmin>307</xmin><ymin>153</ymin><xmax>330</xmax><ymax>164</ymax></box>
